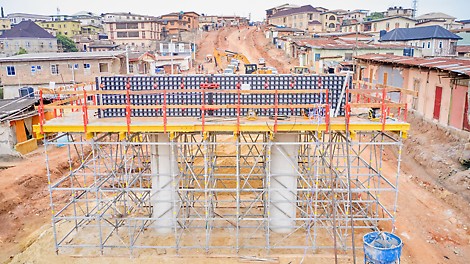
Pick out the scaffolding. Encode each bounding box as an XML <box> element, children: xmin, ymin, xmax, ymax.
<box><xmin>35</xmin><ymin>74</ymin><xmax>410</xmax><ymax>257</ymax></box>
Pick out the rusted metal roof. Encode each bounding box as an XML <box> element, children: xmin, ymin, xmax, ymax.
<box><xmin>355</xmin><ymin>54</ymin><xmax>470</xmax><ymax>76</ymax></box>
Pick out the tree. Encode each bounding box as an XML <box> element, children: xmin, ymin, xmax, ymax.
<box><xmin>15</xmin><ymin>47</ymin><xmax>28</xmax><ymax>55</ymax></box>
<box><xmin>57</xmin><ymin>34</ymin><xmax>78</xmax><ymax>52</ymax></box>
<box><xmin>366</xmin><ymin>12</ymin><xmax>385</xmax><ymax>21</ymax></box>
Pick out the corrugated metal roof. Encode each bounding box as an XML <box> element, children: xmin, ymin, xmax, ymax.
<box><xmin>270</xmin><ymin>5</ymin><xmax>320</xmax><ymax>19</ymax></box>
<box><xmin>380</xmin><ymin>25</ymin><xmax>462</xmax><ymax>41</ymax></box>
<box><xmin>355</xmin><ymin>54</ymin><xmax>470</xmax><ymax>76</ymax></box>
<box><xmin>0</xmin><ymin>98</ymin><xmax>38</xmax><ymax>122</ymax></box>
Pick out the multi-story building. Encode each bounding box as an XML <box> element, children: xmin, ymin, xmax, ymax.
<box><xmin>103</xmin><ymin>12</ymin><xmax>160</xmax><ymax>50</ymax></box>
<box><xmin>159</xmin><ymin>12</ymin><xmax>200</xmax><ymax>40</ymax></box>
<box><xmin>320</xmin><ymin>11</ymin><xmax>341</xmax><ymax>32</ymax></box>
<box><xmin>0</xmin><ymin>21</ymin><xmax>57</xmax><ymax>57</ymax></box>
<box><xmin>199</xmin><ymin>15</ymin><xmax>218</xmax><ymax>31</ymax></box>
<box><xmin>380</xmin><ymin>25</ymin><xmax>462</xmax><ymax>57</ymax></box>
<box><xmin>343</xmin><ymin>10</ymin><xmax>369</xmax><ymax>23</ymax></box>
<box><xmin>36</xmin><ymin>20</ymin><xmax>82</xmax><ymax>37</ymax></box>
<box><xmin>268</xmin><ymin>5</ymin><xmax>322</xmax><ymax>32</ymax></box>
<box><xmin>6</xmin><ymin>13</ymin><xmax>51</xmax><ymax>25</ymax></box>
<box><xmin>0</xmin><ymin>51</ymin><xmax>126</xmax><ymax>99</ymax></box>
<box><xmin>384</xmin><ymin>6</ymin><xmax>414</xmax><ymax>18</ymax></box>
<box><xmin>341</xmin><ymin>16</ymin><xmax>417</xmax><ymax>38</ymax></box>
<box><xmin>416</xmin><ymin>12</ymin><xmax>460</xmax><ymax>30</ymax></box>
<box><xmin>265</xmin><ymin>4</ymin><xmax>299</xmax><ymax>21</ymax></box>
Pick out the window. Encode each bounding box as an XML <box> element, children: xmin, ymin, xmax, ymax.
<box><xmin>99</xmin><ymin>63</ymin><xmax>109</xmax><ymax>73</ymax></box>
<box><xmin>6</xmin><ymin>66</ymin><xmax>16</xmax><ymax>76</ymax></box>
<box><xmin>51</xmin><ymin>64</ymin><xmax>59</xmax><ymax>75</ymax></box>
<box><xmin>26</xmin><ymin>42</ymin><xmax>30</xmax><ymax>48</ymax></box>
<box><xmin>422</xmin><ymin>42</ymin><xmax>425</xmax><ymax>48</ymax></box>
<box><xmin>395</xmin><ymin>22</ymin><xmax>399</xmax><ymax>29</ymax></box>
<box><xmin>129</xmin><ymin>64</ymin><xmax>134</xmax><ymax>73</ymax></box>
<box><xmin>427</xmin><ymin>42</ymin><xmax>431</xmax><ymax>49</ymax></box>
<box><xmin>142</xmin><ymin>31</ymin><xmax>146</xmax><ymax>38</ymax></box>
<box><xmin>439</xmin><ymin>41</ymin><xmax>443</xmax><ymax>49</ymax></box>
<box><xmin>344</xmin><ymin>53</ymin><xmax>353</xmax><ymax>61</ymax></box>
<box><xmin>406</xmin><ymin>23</ymin><xmax>410</xmax><ymax>28</ymax></box>
<box><xmin>49</xmin><ymin>42</ymin><xmax>53</xmax><ymax>48</ymax></box>
<box><xmin>84</xmin><ymin>63</ymin><xmax>90</xmax><ymax>69</ymax></box>
<box><xmin>386</xmin><ymin>22</ymin><xmax>390</xmax><ymax>31</ymax></box>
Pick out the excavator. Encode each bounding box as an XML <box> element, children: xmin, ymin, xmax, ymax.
<box><xmin>213</xmin><ymin>49</ymin><xmax>274</xmax><ymax>74</ymax></box>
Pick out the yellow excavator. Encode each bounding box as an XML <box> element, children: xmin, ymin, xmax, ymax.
<box><xmin>213</xmin><ymin>49</ymin><xmax>274</xmax><ymax>74</ymax></box>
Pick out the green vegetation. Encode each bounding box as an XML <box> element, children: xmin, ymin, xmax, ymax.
<box><xmin>57</xmin><ymin>34</ymin><xmax>78</xmax><ymax>52</ymax></box>
<box><xmin>366</xmin><ymin>12</ymin><xmax>385</xmax><ymax>21</ymax></box>
<box><xmin>15</xmin><ymin>47</ymin><xmax>28</xmax><ymax>55</ymax></box>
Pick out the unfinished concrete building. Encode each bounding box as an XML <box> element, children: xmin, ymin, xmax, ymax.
<box><xmin>34</xmin><ymin>74</ymin><xmax>410</xmax><ymax>257</ymax></box>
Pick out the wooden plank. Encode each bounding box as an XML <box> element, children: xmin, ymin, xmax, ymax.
<box><xmin>353</xmin><ymin>80</ymin><xmax>418</xmax><ymax>96</ymax></box>
<box><xmin>349</xmin><ymin>103</ymin><xmax>406</xmax><ymax>108</ymax></box>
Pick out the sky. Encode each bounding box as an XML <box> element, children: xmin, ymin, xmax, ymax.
<box><xmin>0</xmin><ymin>0</ymin><xmax>468</xmax><ymax>21</ymax></box>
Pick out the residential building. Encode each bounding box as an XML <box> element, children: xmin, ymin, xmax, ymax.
<box><xmin>457</xmin><ymin>19</ymin><xmax>470</xmax><ymax>30</ymax></box>
<box><xmin>0</xmin><ymin>51</ymin><xmax>126</xmax><ymax>99</ymax></box>
<box><xmin>127</xmin><ymin>51</ymin><xmax>191</xmax><ymax>74</ymax></box>
<box><xmin>343</xmin><ymin>10</ymin><xmax>369</xmax><ymax>23</ymax></box>
<box><xmin>71</xmin><ymin>11</ymin><xmax>102</xmax><ymax>28</ymax></box>
<box><xmin>341</xmin><ymin>16</ymin><xmax>417</xmax><ymax>37</ymax></box>
<box><xmin>355</xmin><ymin>54</ymin><xmax>470</xmax><ymax>131</ymax></box>
<box><xmin>103</xmin><ymin>12</ymin><xmax>160</xmax><ymax>50</ymax></box>
<box><xmin>0</xmin><ymin>21</ymin><xmax>57</xmax><ymax>56</ymax></box>
<box><xmin>380</xmin><ymin>25</ymin><xmax>462</xmax><ymax>56</ymax></box>
<box><xmin>268</xmin><ymin>5</ymin><xmax>322</xmax><ymax>32</ymax></box>
<box><xmin>183</xmin><ymin>12</ymin><xmax>200</xmax><ymax>31</ymax></box>
<box><xmin>217</xmin><ymin>16</ymin><xmax>248</xmax><ymax>27</ymax></box>
<box><xmin>199</xmin><ymin>15</ymin><xmax>218</xmax><ymax>31</ymax></box>
<box><xmin>320</xmin><ymin>11</ymin><xmax>341</xmax><ymax>32</ymax></box>
<box><xmin>384</xmin><ymin>6</ymin><xmax>414</xmax><ymax>18</ymax></box>
<box><xmin>265</xmin><ymin>4</ymin><xmax>299</xmax><ymax>21</ymax></box>
<box><xmin>289</xmin><ymin>37</ymin><xmax>412</xmax><ymax>73</ymax></box>
<box><xmin>159</xmin><ymin>12</ymin><xmax>192</xmax><ymax>40</ymax></box>
<box><xmin>415</xmin><ymin>12</ymin><xmax>460</xmax><ymax>30</ymax></box>
<box><xmin>36</xmin><ymin>20</ymin><xmax>82</xmax><ymax>37</ymax></box>
<box><xmin>6</xmin><ymin>13</ymin><xmax>51</xmax><ymax>25</ymax></box>
<box><xmin>456</xmin><ymin>46</ymin><xmax>470</xmax><ymax>57</ymax></box>
<box><xmin>0</xmin><ymin>18</ymin><xmax>11</xmax><ymax>32</ymax></box>
<box><xmin>265</xmin><ymin>26</ymin><xmax>305</xmax><ymax>39</ymax></box>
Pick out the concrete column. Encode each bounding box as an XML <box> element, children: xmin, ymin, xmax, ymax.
<box><xmin>151</xmin><ymin>134</ymin><xmax>178</xmax><ymax>234</ymax></box>
<box><xmin>269</xmin><ymin>133</ymin><xmax>299</xmax><ymax>233</ymax></box>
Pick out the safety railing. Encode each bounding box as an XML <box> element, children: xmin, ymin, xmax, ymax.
<box><xmin>37</xmin><ymin>81</ymin><xmax>331</xmax><ymax>134</ymax></box>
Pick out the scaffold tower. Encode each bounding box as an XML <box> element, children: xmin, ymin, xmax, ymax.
<box><xmin>34</xmin><ymin>74</ymin><xmax>410</xmax><ymax>257</ymax></box>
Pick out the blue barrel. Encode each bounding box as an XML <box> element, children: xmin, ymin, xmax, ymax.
<box><xmin>363</xmin><ymin>232</ymin><xmax>403</xmax><ymax>264</ymax></box>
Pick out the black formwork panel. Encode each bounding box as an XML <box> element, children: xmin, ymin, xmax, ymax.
<box><xmin>96</xmin><ymin>75</ymin><xmax>351</xmax><ymax>118</ymax></box>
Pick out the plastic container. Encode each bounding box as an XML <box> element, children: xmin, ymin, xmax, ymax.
<box><xmin>363</xmin><ymin>231</ymin><xmax>403</xmax><ymax>264</ymax></box>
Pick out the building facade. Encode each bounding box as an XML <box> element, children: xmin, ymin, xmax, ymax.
<box><xmin>268</xmin><ymin>5</ymin><xmax>322</xmax><ymax>32</ymax></box>
<box><xmin>380</xmin><ymin>25</ymin><xmax>462</xmax><ymax>56</ymax></box>
<box><xmin>6</xmin><ymin>13</ymin><xmax>52</xmax><ymax>25</ymax></box>
<box><xmin>36</xmin><ymin>20</ymin><xmax>82</xmax><ymax>37</ymax></box>
<box><xmin>0</xmin><ymin>21</ymin><xmax>57</xmax><ymax>57</ymax></box>
<box><xmin>342</xmin><ymin>16</ymin><xmax>417</xmax><ymax>37</ymax></box>
<box><xmin>356</xmin><ymin>54</ymin><xmax>470</xmax><ymax>131</ymax></box>
<box><xmin>0</xmin><ymin>51</ymin><xmax>126</xmax><ymax>98</ymax></box>
<box><xmin>320</xmin><ymin>12</ymin><xmax>341</xmax><ymax>32</ymax></box>
<box><xmin>384</xmin><ymin>6</ymin><xmax>414</xmax><ymax>18</ymax></box>
<box><xmin>103</xmin><ymin>12</ymin><xmax>161</xmax><ymax>50</ymax></box>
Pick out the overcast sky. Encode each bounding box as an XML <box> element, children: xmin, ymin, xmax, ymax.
<box><xmin>1</xmin><ymin>0</ymin><xmax>467</xmax><ymax>21</ymax></box>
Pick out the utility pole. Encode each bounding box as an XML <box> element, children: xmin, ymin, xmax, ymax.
<box><xmin>126</xmin><ymin>45</ymin><xmax>130</xmax><ymax>74</ymax></box>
